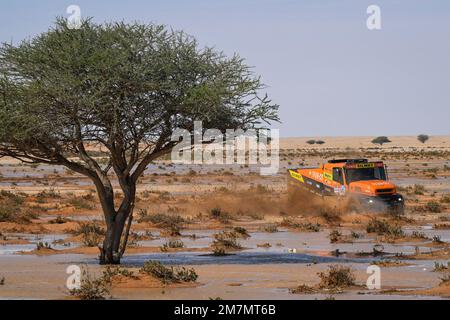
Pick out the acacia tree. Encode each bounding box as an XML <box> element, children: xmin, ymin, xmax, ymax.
<box><xmin>417</xmin><ymin>134</ymin><xmax>429</xmax><ymax>144</ymax></box>
<box><xmin>0</xmin><ymin>19</ymin><xmax>278</xmax><ymax>264</ymax></box>
<box><xmin>371</xmin><ymin>136</ymin><xmax>391</xmax><ymax>146</ymax></box>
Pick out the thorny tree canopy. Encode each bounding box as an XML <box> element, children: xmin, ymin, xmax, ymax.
<box><xmin>0</xmin><ymin>18</ymin><xmax>279</xmax><ymax>186</ymax></box>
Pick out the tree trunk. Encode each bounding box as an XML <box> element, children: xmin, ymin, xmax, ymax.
<box><xmin>98</xmin><ymin>183</ymin><xmax>136</xmax><ymax>265</ymax></box>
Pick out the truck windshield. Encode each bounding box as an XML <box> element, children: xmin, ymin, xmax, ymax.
<box><xmin>345</xmin><ymin>167</ymin><xmax>386</xmax><ymax>183</ymax></box>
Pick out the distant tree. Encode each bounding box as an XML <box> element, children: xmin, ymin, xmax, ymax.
<box><xmin>306</xmin><ymin>140</ymin><xmax>316</xmax><ymax>145</ymax></box>
<box><xmin>417</xmin><ymin>134</ymin><xmax>429</xmax><ymax>144</ymax></box>
<box><xmin>0</xmin><ymin>19</ymin><xmax>279</xmax><ymax>264</ymax></box>
<box><xmin>371</xmin><ymin>136</ymin><xmax>391</xmax><ymax>146</ymax></box>
<box><xmin>315</xmin><ymin>140</ymin><xmax>325</xmax><ymax>145</ymax></box>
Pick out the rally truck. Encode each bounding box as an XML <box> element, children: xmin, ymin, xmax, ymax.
<box><xmin>287</xmin><ymin>159</ymin><xmax>404</xmax><ymax>214</ymax></box>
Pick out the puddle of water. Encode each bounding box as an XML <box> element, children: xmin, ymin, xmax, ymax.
<box><xmin>118</xmin><ymin>250</ymin><xmax>371</xmax><ymax>266</ymax></box>
<box><xmin>0</xmin><ymin>233</ymin><xmax>75</xmax><ymax>255</ymax></box>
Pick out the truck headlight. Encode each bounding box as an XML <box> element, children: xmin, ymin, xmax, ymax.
<box><xmin>398</xmin><ymin>197</ymin><xmax>402</xmax><ymax>201</ymax></box>
<box><xmin>368</xmin><ymin>199</ymin><xmax>374</xmax><ymax>203</ymax></box>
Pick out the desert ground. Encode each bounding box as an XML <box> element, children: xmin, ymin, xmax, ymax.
<box><xmin>0</xmin><ymin>136</ymin><xmax>449</xmax><ymax>300</ymax></box>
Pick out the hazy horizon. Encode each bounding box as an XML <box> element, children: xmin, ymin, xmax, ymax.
<box><xmin>1</xmin><ymin>0</ymin><xmax>449</xmax><ymax>137</ymax></box>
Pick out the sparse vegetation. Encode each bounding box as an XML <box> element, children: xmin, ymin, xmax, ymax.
<box><xmin>161</xmin><ymin>239</ymin><xmax>185</xmax><ymax>251</ymax></box>
<box><xmin>209</xmin><ymin>207</ymin><xmax>232</xmax><ymax>223</ymax></box>
<box><xmin>70</xmin><ymin>222</ymin><xmax>105</xmax><ymax>247</ymax></box>
<box><xmin>440</xmin><ymin>194</ymin><xmax>450</xmax><ymax>204</ymax></box>
<box><xmin>0</xmin><ymin>191</ymin><xmax>35</xmax><ymax>224</ymax></box>
<box><xmin>290</xmin><ymin>284</ymin><xmax>316</xmax><ymax>294</ymax></box>
<box><xmin>434</xmin><ymin>262</ymin><xmax>449</xmax><ymax>272</ymax></box>
<box><xmin>67</xmin><ymin>196</ymin><xmax>94</xmax><ymax>210</ymax></box>
<box><xmin>140</xmin><ymin>261</ymin><xmax>198</xmax><ymax>284</ymax></box>
<box><xmin>413</xmin><ymin>184</ymin><xmax>426</xmax><ymax>195</ymax></box>
<box><xmin>260</xmin><ymin>224</ymin><xmax>279</xmax><ymax>233</ymax></box>
<box><xmin>101</xmin><ymin>266</ymin><xmax>137</xmax><ymax>283</ymax></box>
<box><xmin>425</xmin><ymin>201</ymin><xmax>442</xmax><ymax>213</ymax></box>
<box><xmin>318</xmin><ymin>265</ymin><xmax>356</xmax><ymax>289</ymax></box>
<box><xmin>36</xmin><ymin>242</ymin><xmax>52</xmax><ymax>250</ymax></box>
<box><xmin>138</xmin><ymin>212</ymin><xmax>185</xmax><ymax>236</ymax></box>
<box><xmin>212</xmin><ymin>230</ymin><xmax>242</xmax><ymax>252</ymax></box>
<box><xmin>233</xmin><ymin>227</ymin><xmax>250</xmax><ymax>239</ymax></box>
<box><xmin>48</xmin><ymin>215</ymin><xmax>70</xmax><ymax>224</ymax></box>
<box><xmin>69</xmin><ymin>268</ymin><xmax>110</xmax><ymax>300</ymax></box>
<box><xmin>328</xmin><ymin>230</ymin><xmax>342</xmax><ymax>243</ymax></box>
<box><xmin>440</xmin><ymin>274</ymin><xmax>450</xmax><ymax>285</ymax></box>
<box><xmin>366</xmin><ymin>218</ymin><xmax>404</xmax><ymax>238</ymax></box>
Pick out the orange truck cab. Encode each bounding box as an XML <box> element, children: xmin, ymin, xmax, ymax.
<box><xmin>288</xmin><ymin>159</ymin><xmax>404</xmax><ymax>213</ymax></box>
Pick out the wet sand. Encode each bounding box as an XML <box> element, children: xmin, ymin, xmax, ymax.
<box><xmin>0</xmin><ymin>136</ymin><xmax>449</xmax><ymax>299</ymax></box>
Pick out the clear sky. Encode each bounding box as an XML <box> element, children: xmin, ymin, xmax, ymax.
<box><xmin>1</xmin><ymin>0</ymin><xmax>449</xmax><ymax>137</ymax></box>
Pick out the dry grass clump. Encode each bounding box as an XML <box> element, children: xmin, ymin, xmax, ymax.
<box><xmin>0</xmin><ymin>190</ymin><xmax>37</xmax><ymax>224</ymax></box>
<box><xmin>48</xmin><ymin>215</ymin><xmax>71</xmax><ymax>224</ymax></box>
<box><xmin>138</xmin><ymin>210</ymin><xmax>185</xmax><ymax>236</ymax></box>
<box><xmin>440</xmin><ymin>194</ymin><xmax>450</xmax><ymax>204</ymax></box>
<box><xmin>160</xmin><ymin>239</ymin><xmax>185</xmax><ymax>251</ymax></box>
<box><xmin>434</xmin><ymin>262</ymin><xmax>450</xmax><ymax>272</ymax></box>
<box><xmin>67</xmin><ymin>195</ymin><xmax>95</xmax><ymax>210</ymax></box>
<box><xmin>440</xmin><ymin>274</ymin><xmax>450</xmax><ymax>286</ymax></box>
<box><xmin>328</xmin><ymin>229</ymin><xmax>342</xmax><ymax>243</ymax></box>
<box><xmin>69</xmin><ymin>222</ymin><xmax>105</xmax><ymax>247</ymax></box>
<box><xmin>317</xmin><ymin>265</ymin><xmax>356</xmax><ymax>289</ymax></box>
<box><xmin>290</xmin><ymin>265</ymin><xmax>356</xmax><ymax>295</ymax></box>
<box><xmin>212</xmin><ymin>230</ymin><xmax>242</xmax><ymax>254</ymax></box>
<box><xmin>260</xmin><ymin>224</ymin><xmax>279</xmax><ymax>233</ymax></box>
<box><xmin>366</xmin><ymin>218</ymin><xmax>404</xmax><ymax>238</ymax></box>
<box><xmin>233</xmin><ymin>226</ymin><xmax>250</xmax><ymax>239</ymax></box>
<box><xmin>140</xmin><ymin>261</ymin><xmax>198</xmax><ymax>284</ymax></box>
<box><xmin>425</xmin><ymin>201</ymin><xmax>442</xmax><ymax>213</ymax></box>
<box><xmin>290</xmin><ymin>284</ymin><xmax>316</xmax><ymax>294</ymax></box>
<box><xmin>280</xmin><ymin>217</ymin><xmax>321</xmax><ymax>232</ymax></box>
<box><xmin>101</xmin><ymin>266</ymin><xmax>138</xmax><ymax>283</ymax></box>
<box><xmin>69</xmin><ymin>268</ymin><xmax>110</xmax><ymax>300</ymax></box>
<box><xmin>209</xmin><ymin>207</ymin><xmax>233</xmax><ymax>223</ymax></box>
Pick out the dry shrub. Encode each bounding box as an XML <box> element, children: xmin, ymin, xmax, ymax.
<box><xmin>212</xmin><ymin>230</ymin><xmax>242</xmax><ymax>251</ymax></box>
<box><xmin>140</xmin><ymin>261</ymin><xmax>198</xmax><ymax>284</ymax></box>
<box><xmin>318</xmin><ymin>265</ymin><xmax>355</xmax><ymax>289</ymax></box>
<box><xmin>69</xmin><ymin>268</ymin><xmax>110</xmax><ymax>300</ymax></box>
<box><xmin>366</xmin><ymin>218</ymin><xmax>404</xmax><ymax>237</ymax></box>
<box><xmin>0</xmin><ymin>190</ymin><xmax>36</xmax><ymax>224</ymax></box>
<box><xmin>138</xmin><ymin>212</ymin><xmax>184</xmax><ymax>236</ymax></box>
<box><xmin>70</xmin><ymin>222</ymin><xmax>105</xmax><ymax>247</ymax></box>
<box><xmin>290</xmin><ymin>284</ymin><xmax>316</xmax><ymax>294</ymax></box>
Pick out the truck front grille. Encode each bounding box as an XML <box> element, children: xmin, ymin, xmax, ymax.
<box><xmin>376</xmin><ymin>188</ymin><xmax>394</xmax><ymax>194</ymax></box>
